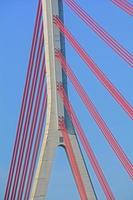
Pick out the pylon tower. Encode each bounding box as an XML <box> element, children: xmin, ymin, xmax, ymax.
<box><xmin>30</xmin><ymin>0</ymin><xmax>97</xmax><ymax>199</ymax></box>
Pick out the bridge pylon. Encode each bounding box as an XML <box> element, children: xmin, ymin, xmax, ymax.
<box><xmin>30</xmin><ymin>1</ymin><xmax>97</xmax><ymax>199</ymax></box>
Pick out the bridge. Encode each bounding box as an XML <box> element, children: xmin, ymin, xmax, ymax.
<box><xmin>1</xmin><ymin>0</ymin><xmax>133</xmax><ymax>199</ymax></box>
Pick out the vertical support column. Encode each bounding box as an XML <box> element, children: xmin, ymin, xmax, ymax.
<box><xmin>30</xmin><ymin>1</ymin><xmax>64</xmax><ymax>199</ymax></box>
<box><xmin>30</xmin><ymin>1</ymin><xmax>97</xmax><ymax>199</ymax></box>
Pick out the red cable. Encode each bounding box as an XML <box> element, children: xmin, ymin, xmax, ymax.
<box><xmin>111</xmin><ymin>0</ymin><xmax>133</xmax><ymax>15</ymax></box>
<box><xmin>10</xmin><ymin>25</ymin><xmax>44</xmax><ymax>200</ymax></box>
<box><xmin>4</xmin><ymin>1</ymin><xmax>42</xmax><ymax>199</ymax></box>
<box><xmin>24</xmin><ymin>86</ymin><xmax>47</xmax><ymax>200</ymax></box>
<box><xmin>55</xmin><ymin>51</ymin><xmax>133</xmax><ymax>178</ymax></box>
<box><xmin>17</xmin><ymin>61</ymin><xmax>46</xmax><ymax>199</ymax></box>
<box><xmin>54</xmin><ymin>17</ymin><xmax>133</xmax><ymax>119</ymax></box>
<box><xmin>65</xmin><ymin>0</ymin><xmax>133</xmax><ymax>66</ymax></box>
<box><xmin>59</xmin><ymin>118</ymin><xmax>88</xmax><ymax>200</ymax></box>
<box><xmin>57</xmin><ymin>84</ymin><xmax>115</xmax><ymax>200</ymax></box>
<box><xmin>57</xmin><ymin>51</ymin><xmax>133</xmax><ymax>176</ymax></box>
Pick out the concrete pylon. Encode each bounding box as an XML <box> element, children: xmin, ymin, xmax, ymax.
<box><xmin>30</xmin><ymin>0</ymin><xmax>97</xmax><ymax>199</ymax></box>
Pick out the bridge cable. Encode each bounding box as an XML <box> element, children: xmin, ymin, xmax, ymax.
<box><xmin>55</xmin><ymin>50</ymin><xmax>133</xmax><ymax>178</ymax></box>
<box><xmin>10</xmin><ymin>23</ymin><xmax>44</xmax><ymax>200</ymax></box>
<box><xmin>54</xmin><ymin>16</ymin><xmax>133</xmax><ymax>119</ymax></box>
<box><xmin>4</xmin><ymin>1</ymin><xmax>42</xmax><ymax>199</ymax></box>
<box><xmin>57</xmin><ymin>83</ymin><xmax>115</xmax><ymax>200</ymax></box>
<box><xmin>17</xmin><ymin>61</ymin><xmax>46</xmax><ymax>199</ymax></box>
<box><xmin>24</xmin><ymin>82</ymin><xmax>47</xmax><ymax>200</ymax></box>
<box><xmin>59</xmin><ymin>118</ymin><xmax>88</xmax><ymax>200</ymax></box>
<box><xmin>111</xmin><ymin>0</ymin><xmax>133</xmax><ymax>16</ymax></box>
<box><xmin>64</xmin><ymin>0</ymin><xmax>133</xmax><ymax>66</ymax></box>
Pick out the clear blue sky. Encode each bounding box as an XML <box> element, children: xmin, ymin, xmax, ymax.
<box><xmin>0</xmin><ymin>0</ymin><xmax>133</xmax><ymax>199</ymax></box>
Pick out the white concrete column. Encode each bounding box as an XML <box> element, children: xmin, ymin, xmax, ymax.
<box><xmin>30</xmin><ymin>1</ymin><xmax>97</xmax><ymax>199</ymax></box>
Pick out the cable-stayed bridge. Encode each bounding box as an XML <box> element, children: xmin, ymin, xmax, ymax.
<box><xmin>2</xmin><ymin>0</ymin><xmax>133</xmax><ymax>199</ymax></box>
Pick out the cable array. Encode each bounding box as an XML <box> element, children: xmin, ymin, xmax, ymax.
<box><xmin>54</xmin><ymin>16</ymin><xmax>133</xmax><ymax>119</ymax></box>
<box><xmin>111</xmin><ymin>0</ymin><xmax>133</xmax><ymax>15</ymax></box>
<box><xmin>65</xmin><ymin>0</ymin><xmax>133</xmax><ymax>66</ymax></box>
<box><xmin>57</xmin><ymin>84</ymin><xmax>115</xmax><ymax>200</ymax></box>
<box><xmin>4</xmin><ymin>1</ymin><xmax>47</xmax><ymax>199</ymax></box>
<box><xmin>55</xmin><ymin>50</ymin><xmax>133</xmax><ymax>178</ymax></box>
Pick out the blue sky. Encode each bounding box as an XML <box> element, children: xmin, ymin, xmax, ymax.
<box><xmin>0</xmin><ymin>0</ymin><xmax>133</xmax><ymax>199</ymax></box>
